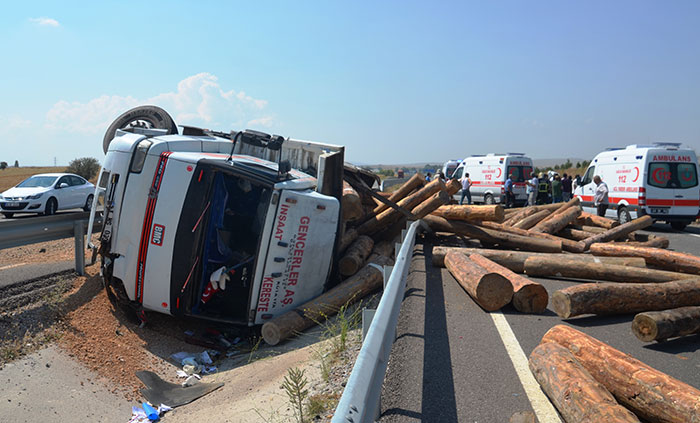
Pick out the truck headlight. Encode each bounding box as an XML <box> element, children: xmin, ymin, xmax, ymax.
<box><xmin>27</xmin><ymin>193</ymin><xmax>44</xmax><ymax>200</ymax></box>
<box><xmin>130</xmin><ymin>139</ymin><xmax>153</xmax><ymax>173</ymax></box>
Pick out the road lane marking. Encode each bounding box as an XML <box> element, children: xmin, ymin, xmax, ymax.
<box><xmin>490</xmin><ymin>311</ymin><xmax>562</xmax><ymax>423</ymax></box>
<box><xmin>689</xmin><ymin>233</ymin><xmax>700</xmax><ymax>239</ymax></box>
<box><xmin>0</xmin><ymin>263</ymin><xmax>26</xmax><ymax>271</ymax></box>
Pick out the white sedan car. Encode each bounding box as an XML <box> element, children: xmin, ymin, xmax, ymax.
<box><xmin>0</xmin><ymin>173</ymin><xmax>95</xmax><ymax>218</ymax></box>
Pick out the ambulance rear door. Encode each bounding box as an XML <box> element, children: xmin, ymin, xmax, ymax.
<box><xmin>645</xmin><ymin>151</ymin><xmax>699</xmax><ymax>218</ymax></box>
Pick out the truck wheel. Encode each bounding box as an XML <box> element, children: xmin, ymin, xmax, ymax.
<box><xmin>44</xmin><ymin>198</ymin><xmax>58</xmax><ymax>216</ymax></box>
<box><xmin>671</xmin><ymin>221</ymin><xmax>688</xmax><ymax>231</ymax></box>
<box><xmin>617</xmin><ymin>206</ymin><xmax>631</xmax><ymax>224</ymax></box>
<box><xmin>102</xmin><ymin>105</ymin><xmax>178</xmax><ymax>153</ymax></box>
<box><xmin>484</xmin><ymin>194</ymin><xmax>494</xmax><ymax>205</ymax></box>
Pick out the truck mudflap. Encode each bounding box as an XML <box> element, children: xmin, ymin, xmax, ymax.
<box><xmin>251</xmin><ymin>189</ymin><xmax>339</xmax><ymax>325</ymax></box>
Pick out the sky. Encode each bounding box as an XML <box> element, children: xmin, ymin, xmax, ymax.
<box><xmin>1</xmin><ymin>1</ymin><xmax>699</xmax><ymax>166</ymax></box>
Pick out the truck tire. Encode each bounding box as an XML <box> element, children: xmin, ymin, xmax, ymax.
<box><xmin>671</xmin><ymin>221</ymin><xmax>689</xmax><ymax>231</ymax></box>
<box><xmin>617</xmin><ymin>206</ymin><xmax>631</xmax><ymax>224</ymax></box>
<box><xmin>484</xmin><ymin>194</ymin><xmax>494</xmax><ymax>205</ymax></box>
<box><xmin>102</xmin><ymin>105</ymin><xmax>178</xmax><ymax>153</ymax></box>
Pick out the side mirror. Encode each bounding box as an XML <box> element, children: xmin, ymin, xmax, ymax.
<box><xmin>58</xmin><ymin>182</ymin><xmax>69</xmax><ymax>189</ymax></box>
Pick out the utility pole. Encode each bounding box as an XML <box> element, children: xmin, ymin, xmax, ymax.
<box><xmin>54</xmin><ymin>157</ymin><xmax>57</xmax><ymax>167</ymax></box>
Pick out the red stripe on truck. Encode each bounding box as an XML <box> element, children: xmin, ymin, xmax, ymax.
<box><xmin>135</xmin><ymin>151</ymin><xmax>172</xmax><ymax>303</ymax></box>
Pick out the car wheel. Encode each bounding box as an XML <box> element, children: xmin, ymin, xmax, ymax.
<box><xmin>2</xmin><ymin>212</ymin><xmax>14</xmax><ymax>218</ymax></box>
<box><xmin>44</xmin><ymin>198</ymin><xmax>58</xmax><ymax>216</ymax></box>
<box><xmin>484</xmin><ymin>194</ymin><xmax>494</xmax><ymax>205</ymax></box>
<box><xmin>83</xmin><ymin>194</ymin><xmax>94</xmax><ymax>212</ymax></box>
<box><xmin>670</xmin><ymin>221</ymin><xmax>688</xmax><ymax>231</ymax></box>
<box><xmin>103</xmin><ymin>105</ymin><xmax>178</xmax><ymax>153</ymax></box>
<box><xmin>617</xmin><ymin>206</ymin><xmax>631</xmax><ymax>225</ymax></box>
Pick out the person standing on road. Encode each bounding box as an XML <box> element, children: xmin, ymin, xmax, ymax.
<box><xmin>551</xmin><ymin>174</ymin><xmax>562</xmax><ymax>203</ymax></box>
<box><xmin>425</xmin><ymin>172</ymin><xmax>432</xmax><ymax>182</ymax></box>
<box><xmin>526</xmin><ymin>173</ymin><xmax>538</xmax><ymax>206</ymax></box>
<box><xmin>593</xmin><ymin>175</ymin><xmax>609</xmax><ymax>217</ymax></box>
<box><xmin>537</xmin><ymin>173</ymin><xmax>550</xmax><ymax>205</ymax></box>
<box><xmin>504</xmin><ymin>173</ymin><xmax>515</xmax><ymax>208</ymax></box>
<box><xmin>459</xmin><ymin>173</ymin><xmax>472</xmax><ymax>205</ymax></box>
<box><xmin>561</xmin><ymin>173</ymin><xmax>572</xmax><ymax>202</ymax></box>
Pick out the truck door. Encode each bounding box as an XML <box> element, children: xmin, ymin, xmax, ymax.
<box><xmin>578</xmin><ymin>166</ymin><xmax>596</xmax><ymax>214</ymax></box>
<box><xmin>674</xmin><ymin>162</ymin><xmax>699</xmax><ymax>217</ymax></box>
<box><xmin>647</xmin><ymin>161</ymin><xmax>699</xmax><ymax>218</ymax></box>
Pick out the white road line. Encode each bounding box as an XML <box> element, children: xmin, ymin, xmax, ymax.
<box><xmin>490</xmin><ymin>311</ymin><xmax>562</xmax><ymax>423</ymax></box>
<box><xmin>0</xmin><ymin>263</ymin><xmax>25</xmax><ymax>271</ymax></box>
<box><xmin>689</xmin><ymin>233</ymin><xmax>700</xmax><ymax>239</ymax></box>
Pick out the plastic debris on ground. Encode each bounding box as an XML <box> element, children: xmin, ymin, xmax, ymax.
<box><xmin>128</xmin><ymin>403</ymin><xmax>172</xmax><ymax>423</ymax></box>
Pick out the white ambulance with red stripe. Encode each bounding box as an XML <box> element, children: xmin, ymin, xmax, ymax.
<box><xmin>574</xmin><ymin>143</ymin><xmax>699</xmax><ymax>230</ymax></box>
<box><xmin>451</xmin><ymin>153</ymin><xmax>534</xmax><ymax>205</ymax></box>
<box><xmin>87</xmin><ymin>106</ymin><xmax>344</xmax><ymax>326</ymax></box>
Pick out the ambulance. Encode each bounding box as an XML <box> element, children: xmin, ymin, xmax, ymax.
<box><xmin>573</xmin><ymin>143</ymin><xmax>699</xmax><ymax>230</ymax></box>
<box><xmin>87</xmin><ymin>106</ymin><xmax>344</xmax><ymax>326</ymax></box>
<box><xmin>441</xmin><ymin>159</ymin><xmax>462</xmax><ymax>179</ymax></box>
<box><xmin>452</xmin><ymin>153</ymin><xmax>534</xmax><ymax>205</ymax></box>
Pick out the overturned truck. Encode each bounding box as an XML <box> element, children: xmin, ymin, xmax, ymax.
<box><xmin>87</xmin><ymin>105</ymin><xmax>353</xmax><ymax>326</ymax></box>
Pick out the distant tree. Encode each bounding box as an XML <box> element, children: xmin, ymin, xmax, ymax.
<box><xmin>554</xmin><ymin>164</ymin><xmax>560</xmax><ymax>170</ymax></box>
<box><xmin>66</xmin><ymin>157</ymin><xmax>100</xmax><ymax>180</ymax></box>
<box><xmin>13</xmin><ymin>160</ymin><xmax>19</xmax><ymax>168</ymax></box>
<box><xmin>0</xmin><ymin>162</ymin><xmax>7</xmax><ymax>170</ymax></box>
<box><xmin>576</xmin><ymin>162</ymin><xmax>581</xmax><ymax>168</ymax></box>
<box><xmin>564</xmin><ymin>159</ymin><xmax>572</xmax><ymax>168</ymax></box>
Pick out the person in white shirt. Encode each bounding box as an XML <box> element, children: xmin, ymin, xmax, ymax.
<box><xmin>526</xmin><ymin>174</ymin><xmax>538</xmax><ymax>207</ymax></box>
<box><xmin>593</xmin><ymin>175</ymin><xmax>609</xmax><ymax>217</ymax></box>
<box><xmin>459</xmin><ymin>173</ymin><xmax>472</xmax><ymax>205</ymax></box>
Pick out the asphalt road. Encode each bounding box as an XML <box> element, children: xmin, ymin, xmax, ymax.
<box><xmin>0</xmin><ymin>209</ymin><xmax>87</xmax><ymax>222</ymax></box>
<box><xmin>380</xmin><ymin>224</ymin><xmax>700</xmax><ymax>422</ymax></box>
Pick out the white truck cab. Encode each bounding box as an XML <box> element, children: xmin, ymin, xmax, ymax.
<box><xmin>441</xmin><ymin>159</ymin><xmax>462</xmax><ymax>179</ymax></box>
<box><xmin>452</xmin><ymin>153</ymin><xmax>534</xmax><ymax>205</ymax></box>
<box><xmin>88</xmin><ymin>107</ymin><xmax>344</xmax><ymax>325</ymax></box>
<box><xmin>574</xmin><ymin>143</ymin><xmax>699</xmax><ymax>230</ymax></box>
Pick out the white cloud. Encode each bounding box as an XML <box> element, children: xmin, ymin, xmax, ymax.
<box><xmin>0</xmin><ymin>115</ymin><xmax>32</xmax><ymax>130</ymax></box>
<box><xmin>29</xmin><ymin>17</ymin><xmax>60</xmax><ymax>27</ymax></box>
<box><xmin>45</xmin><ymin>73</ymin><xmax>272</xmax><ymax>134</ymax></box>
<box><xmin>247</xmin><ymin>116</ymin><xmax>274</xmax><ymax>127</ymax></box>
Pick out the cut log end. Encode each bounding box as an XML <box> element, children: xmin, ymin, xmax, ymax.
<box><xmin>550</xmin><ymin>291</ymin><xmax>572</xmax><ymax>318</ymax></box>
<box><xmin>261</xmin><ymin>322</ymin><xmax>282</xmax><ymax>346</ymax></box>
<box><xmin>631</xmin><ymin>314</ymin><xmax>658</xmax><ymax>342</ymax></box>
<box><xmin>513</xmin><ymin>284</ymin><xmax>549</xmax><ymax>314</ymax></box>
<box><xmin>475</xmin><ymin>273</ymin><xmax>514</xmax><ymax>311</ymax></box>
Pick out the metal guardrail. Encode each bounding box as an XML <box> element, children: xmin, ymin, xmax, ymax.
<box><xmin>333</xmin><ymin>219</ymin><xmax>423</xmax><ymax>423</ymax></box>
<box><xmin>379</xmin><ymin>177</ymin><xmax>409</xmax><ymax>192</ymax></box>
<box><xmin>0</xmin><ymin>212</ymin><xmax>102</xmax><ymax>275</ymax></box>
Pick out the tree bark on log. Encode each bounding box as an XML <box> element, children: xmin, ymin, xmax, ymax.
<box><xmin>444</xmin><ymin>251</ymin><xmax>513</xmax><ymax>311</ymax></box>
<box><xmin>578</xmin><ymin>215</ymin><xmax>654</xmax><ymax>251</ymax></box>
<box><xmin>503</xmin><ymin>206</ymin><xmax>539</xmax><ymax>226</ymax></box>
<box><xmin>590</xmin><ymin>243</ymin><xmax>700</xmax><ymax>275</ymax></box>
<box><xmin>556</xmin><ymin>227</ymin><xmax>598</xmax><ymax>241</ymax></box>
<box><xmin>342</xmin><ymin>181</ymin><xmax>364</xmax><ymax>222</ymax></box>
<box><xmin>632</xmin><ymin>306</ymin><xmax>700</xmax><ymax>342</ymax></box>
<box><xmin>530</xmin><ymin>197</ymin><xmax>581</xmax><ymax>232</ymax></box>
<box><xmin>512</xmin><ymin>210</ymin><xmax>551</xmax><ymax>229</ymax></box>
<box><xmin>432</xmin><ymin>204</ymin><xmax>505</xmax><ymax>222</ymax></box>
<box><xmin>431</xmin><ymin>246</ymin><xmax>647</xmax><ymax>271</ymax></box>
<box><xmin>423</xmin><ymin>215</ymin><xmax>562</xmax><ymax>253</ymax></box>
<box><xmin>524</xmin><ymin>256</ymin><xmax>694</xmax><ymax>283</ymax></box>
<box><xmin>338</xmin><ymin>227</ymin><xmax>359</xmax><ymax>255</ymax></box>
<box><xmin>373</xmin><ymin>173</ymin><xmax>424</xmax><ymax>214</ymax></box>
<box><xmin>479</xmin><ymin>221</ymin><xmax>584</xmax><ymax>253</ymax></box>
<box><xmin>551</xmin><ymin>279</ymin><xmax>700</xmax><ymax>318</ymax></box>
<box><xmin>528</xmin><ymin>342</ymin><xmax>641</xmax><ymax>423</ymax></box>
<box><xmin>542</xmin><ymin>324</ymin><xmax>700</xmax><ymax>423</ymax></box>
<box><xmin>633</xmin><ymin>236</ymin><xmax>670</xmax><ymax>249</ymax></box>
<box><xmin>359</xmin><ymin>178</ymin><xmax>445</xmax><ymax>235</ymax></box>
<box><xmin>469</xmin><ymin>254</ymin><xmax>548</xmax><ymax>313</ymax></box>
<box><xmin>261</xmin><ymin>255</ymin><xmax>393</xmax><ymax>346</ymax></box>
<box><xmin>574</xmin><ymin>211</ymin><xmax>620</xmax><ymax>229</ymax></box>
<box><xmin>445</xmin><ymin>178</ymin><xmax>462</xmax><ymax>196</ymax></box>
<box><xmin>338</xmin><ymin>235</ymin><xmax>374</xmax><ymax>277</ymax></box>
<box><xmin>530</xmin><ymin>207</ymin><xmax>582</xmax><ymax>234</ymax></box>
<box><xmin>412</xmin><ymin>190</ymin><xmax>451</xmax><ymax>219</ymax></box>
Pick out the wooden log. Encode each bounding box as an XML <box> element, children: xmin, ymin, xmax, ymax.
<box><xmin>445</xmin><ymin>178</ymin><xmax>462</xmax><ymax>196</ymax></box>
<box><xmin>530</xmin><ymin>197</ymin><xmax>581</xmax><ymax>232</ymax></box>
<box><xmin>372</xmin><ymin>173</ymin><xmax>424</xmax><ymax>215</ymax></box>
<box><xmin>590</xmin><ymin>243</ymin><xmax>700</xmax><ymax>275</ymax></box>
<box><xmin>479</xmin><ymin>221</ymin><xmax>585</xmax><ymax>253</ymax></box>
<box><xmin>338</xmin><ymin>227</ymin><xmax>359</xmax><ymax>254</ymax></box>
<box><xmin>528</xmin><ymin>342</ymin><xmax>641</xmax><ymax>423</ymax></box>
<box><xmin>542</xmin><ymin>324</ymin><xmax>700</xmax><ymax>423</ymax></box>
<box><xmin>634</xmin><ymin>236</ymin><xmax>670</xmax><ymax>249</ymax></box>
<box><xmin>431</xmin><ymin>204</ymin><xmax>505</xmax><ymax>222</ymax></box>
<box><xmin>524</xmin><ymin>256</ymin><xmax>694</xmax><ymax>283</ymax></box>
<box><xmin>423</xmin><ymin>215</ymin><xmax>562</xmax><ymax>253</ymax></box>
<box><xmin>503</xmin><ymin>207</ymin><xmax>520</xmax><ymax>216</ymax></box>
<box><xmin>503</xmin><ymin>206</ymin><xmax>538</xmax><ymax>226</ymax></box>
<box><xmin>431</xmin><ymin>246</ymin><xmax>647</xmax><ymax>271</ymax></box>
<box><xmin>579</xmin><ymin>215</ymin><xmax>654</xmax><ymax>251</ymax></box>
<box><xmin>551</xmin><ymin>278</ymin><xmax>700</xmax><ymax>318</ymax></box>
<box><xmin>512</xmin><ymin>209</ymin><xmax>551</xmax><ymax>229</ymax></box>
<box><xmin>632</xmin><ymin>306</ymin><xmax>700</xmax><ymax>342</ymax></box>
<box><xmin>556</xmin><ymin>227</ymin><xmax>598</xmax><ymax>241</ymax></box>
<box><xmin>411</xmin><ymin>190</ymin><xmax>451</xmax><ymax>219</ymax></box>
<box><xmin>261</xmin><ymin>255</ymin><xmax>393</xmax><ymax>345</ymax></box>
<box><xmin>574</xmin><ymin>211</ymin><xmax>620</xmax><ymax>229</ymax></box>
<box><xmin>359</xmin><ymin>178</ymin><xmax>444</xmax><ymax>235</ymax></box>
<box><xmin>368</xmin><ymin>240</ymin><xmax>395</xmax><ymax>261</ymax></box>
<box><xmin>444</xmin><ymin>251</ymin><xmax>513</xmax><ymax>311</ymax></box>
<box><xmin>530</xmin><ymin>206</ymin><xmax>582</xmax><ymax>234</ymax></box>
<box><xmin>338</xmin><ymin>235</ymin><xmax>374</xmax><ymax>277</ymax></box>
<box><xmin>469</xmin><ymin>254</ymin><xmax>548</xmax><ymax>313</ymax></box>
<box><xmin>342</xmin><ymin>181</ymin><xmax>364</xmax><ymax>222</ymax></box>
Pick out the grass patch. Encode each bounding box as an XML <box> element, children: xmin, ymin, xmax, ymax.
<box><xmin>307</xmin><ymin>392</ymin><xmax>341</xmax><ymax>419</ymax></box>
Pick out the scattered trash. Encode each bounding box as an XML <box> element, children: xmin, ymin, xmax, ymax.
<box><xmin>128</xmin><ymin>402</ymin><xmax>172</xmax><ymax>422</ymax></box>
<box><xmin>142</xmin><ymin>402</ymin><xmax>160</xmax><ymax>421</ymax></box>
<box><xmin>182</xmin><ymin>374</ymin><xmax>201</xmax><ymax>387</ymax></box>
<box><xmin>136</xmin><ymin>370</ymin><xmax>224</xmax><ymax>408</ymax></box>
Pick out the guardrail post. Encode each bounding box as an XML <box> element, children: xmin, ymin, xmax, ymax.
<box><xmin>73</xmin><ymin>220</ymin><xmax>85</xmax><ymax>276</ymax></box>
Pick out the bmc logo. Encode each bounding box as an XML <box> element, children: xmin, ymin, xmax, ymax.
<box><xmin>151</xmin><ymin>224</ymin><xmax>165</xmax><ymax>246</ymax></box>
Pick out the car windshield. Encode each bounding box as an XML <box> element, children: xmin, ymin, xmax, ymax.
<box><xmin>17</xmin><ymin>176</ymin><xmax>58</xmax><ymax>188</ymax></box>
